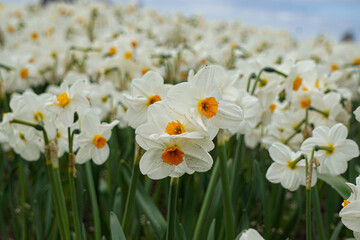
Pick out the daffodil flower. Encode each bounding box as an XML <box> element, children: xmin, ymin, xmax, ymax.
<box><xmin>339</xmin><ymin>176</ymin><xmax>360</xmax><ymax>239</ymax></box>
<box><xmin>123</xmin><ymin>71</ymin><xmax>170</xmax><ymax>129</ymax></box>
<box><xmin>76</xmin><ymin>111</ymin><xmax>119</xmax><ymax>165</ymax></box>
<box><xmin>47</xmin><ymin>79</ymin><xmax>90</xmax><ymax>127</ymax></box>
<box><xmin>301</xmin><ymin>123</ymin><xmax>359</xmax><ymax>175</ymax></box>
<box><xmin>266</xmin><ymin>142</ymin><xmax>316</xmax><ymax>191</ymax></box>
<box><xmin>137</xmin><ymin>136</ymin><xmax>213</xmax><ymax>180</ymax></box>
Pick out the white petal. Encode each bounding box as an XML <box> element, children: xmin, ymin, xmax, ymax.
<box><xmin>182</xmin><ymin>143</ymin><xmax>213</xmax><ymax>172</ymax></box>
<box><xmin>76</xmin><ymin>144</ymin><xmax>92</xmax><ymax>164</ymax></box>
<box><xmin>211</xmin><ymin>100</ymin><xmax>243</xmax><ymax>129</ymax></box>
<box><xmin>329</xmin><ymin>123</ymin><xmax>347</xmax><ymax>146</ymax></box>
<box><xmin>269</xmin><ymin>143</ymin><xmax>292</xmax><ymax>164</ymax></box>
<box><xmin>91</xmin><ymin>144</ymin><xmax>110</xmax><ymax>165</ymax></box>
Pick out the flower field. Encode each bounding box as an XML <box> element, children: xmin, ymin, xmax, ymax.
<box><xmin>1</xmin><ymin>2</ymin><xmax>360</xmax><ymax>240</ymax></box>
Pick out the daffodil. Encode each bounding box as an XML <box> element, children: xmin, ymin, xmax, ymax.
<box><xmin>236</xmin><ymin>228</ymin><xmax>264</xmax><ymax>240</ymax></box>
<box><xmin>137</xmin><ymin>136</ymin><xmax>213</xmax><ymax>180</ymax></box>
<box><xmin>76</xmin><ymin>111</ymin><xmax>119</xmax><ymax>165</ymax></box>
<box><xmin>47</xmin><ymin>79</ymin><xmax>90</xmax><ymax>127</ymax></box>
<box><xmin>301</xmin><ymin>123</ymin><xmax>359</xmax><ymax>175</ymax></box>
<box><xmin>123</xmin><ymin>71</ymin><xmax>170</xmax><ymax>129</ymax></box>
<box><xmin>266</xmin><ymin>142</ymin><xmax>316</xmax><ymax>191</ymax></box>
<box><xmin>166</xmin><ymin>65</ymin><xmax>243</xmax><ymax>132</ymax></box>
<box><xmin>135</xmin><ymin>101</ymin><xmax>215</xmax><ymax>150</ymax></box>
<box><xmin>339</xmin><ymin>176</ymin><xmax>360</xmax><ymax>239</ymax></box>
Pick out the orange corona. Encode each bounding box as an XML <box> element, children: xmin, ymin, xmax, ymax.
<box><xmin>161</xmin><ymin>145</ymin><xmax>184</xmax><ymax>166</ymax></box>
<box><xmin>93</xmin><ymin>135</ymin><xmax>107</xmax><ymax>149</ymax></box>
<box><xmin>198</xmin><ymin>97</ymin><xmax>219</xmax><ymax>119</ymax></box>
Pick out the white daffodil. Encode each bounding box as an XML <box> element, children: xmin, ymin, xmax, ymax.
<box><xmin>137</xmin><ymin>135</ymin><xmax>213</xmax><ymax>180</ymax></box>
<box><xmin>136</xmin><ymin>101</ymin><xmax>215</xmax><ymax>151</ymax></box>
<box><xmin>166</xmin><ymin>65</ymin><xmax>243</xmax><ymax>132</ymax></box>
<box><xmin>123</xmin><ymin>71</ymin><xmax>170</xmax><ymax>129</ymax></box>
<box><xmin>76</xmin><ymin>111</ymin><xmax>119</xmax><ymax>165</ymax></box>
<box><xmin>236</xmin><ymin>228</ymin><xmax>264</xmax><ymax>240</ymax></box>
<box><xmin>301</xmin><ymin>123</ymin><xmax>359</xmax><ymax>175</ymax></box>
<box><xmin>266</xmin><ymin>142</ymin><xmax>316</xmax><ymax>191</ymax></box>
<box><xmin>339</xmin><ymin>176</ymin><xmax>360</xmax><ymax>239</ymax></box>
<box><xmin>8</xmin><ymin>127</ymin><xmax>43</xmax><ymax>161</ymax></box>
<box><xmin>47</xmin><ymin>79</ymin><xmax>90</xmax><ymax>127</ymax></box>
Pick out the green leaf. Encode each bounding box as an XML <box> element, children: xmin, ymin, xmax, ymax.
<box><xmin>207</xmin><ymin>219</ymin><xmax>216</xmax><ymax>240</ymax></box>
<box><xmin>318</xmin><ymin>173</ymin><xmax>352</xmax><ymax>199</ymax></box>
<box><xmin>110</xmin><ymin>212</ymin><xmax>126</xmax><ymax>240</ymax></box>
<box><xmin>329</xmin><ymin>221</ymin><xmax>343</xmax><ymax>240</ymax></box>
<box><xmin>121</xmin><ymin>161</ymin><xmax>167</xmax><ymax>239</ymax></box>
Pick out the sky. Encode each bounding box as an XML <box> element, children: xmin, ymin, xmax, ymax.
<box><xmin>4</xmin><ymin>0</ymin><xmax>360</xmax><ymax>41</ymax></box>
<box><xmin>138</xmin><ymin>0</ymin><xmax>360</xmax><ymax>41</ymax></box>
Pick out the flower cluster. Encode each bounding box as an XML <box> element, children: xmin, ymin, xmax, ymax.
<box><xmin>0</xmin><ymin>79</ymin><xmax>119</xmax><ymax>164</ymax></box>
<box><xmin>131</xmin><ymin>66</ymin><xmax>244</xmax><ymax>179</ymax></box>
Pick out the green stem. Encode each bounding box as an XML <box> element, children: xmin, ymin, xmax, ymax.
<box><xmin>230</xmin><ymin>134</ymin><xmax>244</xmax><ymax>191</ymax></box>
<box><xmin>166</xmin><ymin>177</ymin><xmax>179</xmax><ymax>240</ymax></box>
<box><xmin>52</xmin><ymin>167</ymin><xmax>70</xmax><ymax>240</ymax></box>
<box><xmin>68</xmin><ymin>128</ymin><xmax>82</xmax><ymax>240</ymax></box>
<box><xmin>308</xmin><ymin>106</ymin><xmax>329</xmax><ymax>118</ymax></box>
<box><xmin>312</xmin><ymin>186</ymin><xmax>326</xmax><ymax>240</ymax></box>
<box><xmin>306</xmin><ymin>187</ymin><xmax>312</xmax><ymax>240</ymax></box>
<box><xmin>246</xmin><ymin>73</ymin><xmax>256</xmax><ymax>92</ymax></box>
<box><xmin>193</xmin><ymin>160</ymin><xmax>220</xmax><ymax>240</ymax></box>
<box><xmin>283</xmin><ymin>129</ymin><xmax>301</xmax><ymax>145</ymax></box>
<box><xmin>85</xmin><ymin>161</ymin><xmax>101</xmax><ymax>240</ymax></box>
<box><xmin>289</xmin><ymin>154</ymin><xmax>305</xmax><ymax>169</ymax></box>
<box><xmin>251</xmin><ymin>69</ymin><xmax>265</xmax><ymax>95</ymax></box>
<box><xmin>218</xmin><ymin>131</ymin><xmax>235</xmax><ymax>240</ymax></box>
<box><xmin>122</xmin><ymin>143</ymin><xmax>142</xmax><ymax>233</ymax></box>
<box><xmin>18</xmin><ymin>161</ymin><xmax>27</xmax><ymax>240</ymax></box>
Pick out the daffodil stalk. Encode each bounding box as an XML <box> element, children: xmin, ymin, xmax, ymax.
<box><xmin>85</xmin><ymin>161</ymin><xmax>101</xmax><ymax>240</ymax></box>
<box><xmin>18</xmin><ymin>160</ymin><xmax>26</xmax><ymax>240</ymax></box>
<box><xmin>218</xmin><ymin>130</ymin><xmax>235</xmax><ymax>240</ymax></box>
<box><xmin>10</xmin><ymin>119</ymin><xmax>70</xmax><ymax>240</ymax></box>
<box><xmin>246</xmin><ymin>73</ymin><xmax>256</xmax><ymax>93</ymax></box>
<box><xmin>308</xmin><ymin>106</ymin><xmax>329</xmax><ymax>118</ymax></box>
<box><xmin>67</xmin><ymin>127</ymin><xmax>82</xmax><ymax>240</ymax></box>
<box><xmin>122</xmin><ymin>142</ymin><xmax>142</xmax><ymax>234</ymax></box>
<box><xmin>230</xmin><ymin>134</ymin><xmax>245</xmax><ymax>192</ymax></box>
<box><xmin>312</xmin><ymin>186</ymin><xmax>326</xmax><ymax>240</ymax></box>
<box><xmin>193</xmin><ymin>160</ymin><xmax>220</xmax><ymax>240</ymax></box>
<box><xmin>305</xmin><ymin>146</ymin><xmax>316</xmax><ymax>240</ymax></box>
<box><xmin>166</xmin><ymin>177</ymin><xmax>179</xmax><ymax>240</ymax></box>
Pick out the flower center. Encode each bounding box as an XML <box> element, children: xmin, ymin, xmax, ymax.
<box><xmin>331</xmin><ymin>64</ymin><xmax>339</xmax><ymax>71</ymax></box>
<box><xmin>33</xmin><ymin>111</ymin><xmax>44</xmax><ymax>122</ymax></box>
<box><xmin>93</xmin><ymin>135</ymin><xmax>107</xmax><ymax>149</ymax></box>
<box><xmin>293</xmin><ymin>76</ymin><xmax>302</xmax><ymax>91</ymax></box>
<box><xmin>343</xmin><ymin>200</ymin><xmax>351</xmax><ymax>207</ymax></box>
<box><xmin>19</xmin><ymin>131</ymin><xmax>26</xmax><ymax>141</ymax></box>
<box><xmin>258</xmin><ymin>78</ymin><xmax>268</xmax><ymax>87</ymax></box>
<box><xmin>198</xmin><ymin>97</ymin><xmax>219</xmax><ymax>119</ymax></box>
<box><xmin>56</xmin><ymin>129</ymin><xmax>61</xmax><ymax>138</ymax></box>
<box><xmin>108</xmin><ymin>47</ymin><xmax>116</xmax><ymax>55</ymax></box>
<box><xmin>141</xmin><ymin>68</ymin><xmax>150</xmax><ymax>75</ymax></box>
<box><xmin>31</xmin><ymin>32</ymin><xmax>39</xmax><ymax>41</ymax></box>
<box><xmin>161</xmin><ymin>145</ymin><xmax>184</xmax><ymax>166</ymax></box>
<box><xmin>354</xmin><ymin>58</ymin><xmax>360</xmax><ymax>65</ymax></box>
<box><xmin>165</xmin><ymin>121</ymin><xmax>185</xmax><ymax>135</ymax></box>
<box><xmin>124</xmin><ymin>51</ymin><xmax>132</xmax><ymax>60</ymax></box>
<box><xmin>131</xmin><ymin>40</ymin><xmax>138</xmax><ymax>48</ymax></box>
<box><xmin>57</xmin><ymin>92</ymin><xmax>71</xmax><ymax>107</ymax></box>
<box><xmin>20</xmin><ymin>68</ymin><xmax>28</xmax><ymax>79</ymax></box>
<box><xmin>301</xmin><ymin>99</ymin><xmax>311</xmax><ymax>109</ymax></box>
<box><xmin>269</xmin><ymin>103</ymin><xmax>276</xmax><ymax>113</ymax></box>
<box><xmin>325</xmin><ymin>143</ymin><xmax>335</xmax><ymax>155</ymax></box>
<box><xmin>147</xmin><ymin>95</ymin><xmax>161</xmax><ymax>106</ymax></box>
